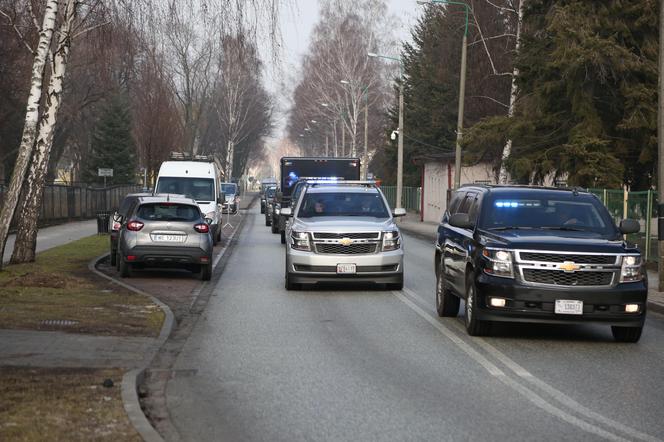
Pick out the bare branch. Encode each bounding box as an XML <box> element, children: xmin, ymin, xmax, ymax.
<box><xmin>71</xmin><ymin>20</ymin><xmax>111</xmax><ymax>40</ymax></box>
<box><xmin>468</xmin><ymin>95</ymin><xmax>510</xmax><ymax>108</ymax></box>
<box><xmin>0</xmin><ymin>9</ymin><xmax>35</xmax><ymax>53</ymax></box>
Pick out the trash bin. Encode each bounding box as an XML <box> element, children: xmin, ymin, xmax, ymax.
<box><xmin>96</xmin><ymin>211</ymin><xmax>111</xmax><ymax>234</ymax></box>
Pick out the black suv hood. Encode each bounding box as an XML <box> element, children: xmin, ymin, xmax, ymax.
<box><xmin>479</xmin><ymin>229</ymin><xmax>634</xmax><ymax>254</ymax></box>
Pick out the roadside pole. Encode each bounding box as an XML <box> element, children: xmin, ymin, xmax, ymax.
<box><xmin>659</xmin><ymin>0</ymin><xmax>664</xmax><ymax>291</ymax></box>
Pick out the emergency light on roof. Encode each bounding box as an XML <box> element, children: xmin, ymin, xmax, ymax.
<box><xmin>495</xmin><ymin>200</ymin><xmax>541</xmax><ymax>208</ymax></box>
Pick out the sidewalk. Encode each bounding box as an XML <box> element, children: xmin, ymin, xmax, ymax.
<box><xmin>3</xmin><ymin>219</ymin><xmax>97</xmax><ymax>264</ymax></box>
<box><xmin>397</xmin><ymin>212</ymin><xmax>664</xmax><ymax>315</ymax></box>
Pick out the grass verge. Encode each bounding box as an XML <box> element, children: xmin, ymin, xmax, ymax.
<box><xmin>0</xmin><ymin>235</ymin><xmax>163</xmax><ymax>336</ymax></box>
<box><xmin>0</xmin><ymin>367</ymin><xmax>141</xmax><ymax>441</ymax></box>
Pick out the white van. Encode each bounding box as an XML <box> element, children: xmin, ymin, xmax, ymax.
<box><xmin>155</xmin><ymin>156</ymin><xmax>223</xmax><ymax>244</ymax></box>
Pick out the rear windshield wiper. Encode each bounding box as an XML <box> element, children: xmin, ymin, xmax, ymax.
<box><xmin>487</xmin><ymin>226</ymin><xmax>529</xmax><ymax>231</ymax></box>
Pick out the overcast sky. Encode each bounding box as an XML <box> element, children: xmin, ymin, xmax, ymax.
<box><xmin>264</xmin><ymin>0</ymin><xmax>421</xmax><ymax>141</ymax></box>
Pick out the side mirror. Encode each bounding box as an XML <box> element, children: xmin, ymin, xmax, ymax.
<box><xmin>281</xmin><ymin>207</ymin><xmax>292</xmax><ymax>217</ymax></box>
<box><xmin>619</xmin><ymin>219</ymin><xmax>640</xmax><ymax>234</ymax></box>
<box><xmin>449</xmin><ymin>213</ymin><xmax>474</xmax><ymax>229</ymax></box>
<box><xmin>392</xmin><ymin>208</ymin><xmax>406</xmax><ymax>217</ymax></box>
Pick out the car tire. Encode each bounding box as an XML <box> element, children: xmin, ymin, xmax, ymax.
<box><xmin>110</xmin><ymin>249</ymin><xmax>117</xmax><ymax>267</ymax></box>
<box><xmin>201</xmin><ymin>263</ymin><xmax>212</xmax><ymax>281</ymax></box>
<box><xmin>280</xmin><ymin>230</ymin><xmax>286</xmax><ymax>244</ymax></box>
<box><xmin>265</xmin><ymin>215</ymin><xmax>270</xmax><ymax>226</ymax></box>
<box><xmin>465</xmin><ymin>272</ymin><xmax>491</xmax><ymax>336</ymax></box>
<box><xmin>436</xmin><ymin>264</ymin><xmax>460</xmax><ymax>317</ymax></box>
<box><xmin>611</xmin><ymin>326</ymin><xmax>642</xmax><ymax>343</ymax></box>
<box><xmin>261</xmin><ymin>206</ymin><xmax>265</xmax><ymax>214</ymax></box>
<box><xmin>119</xmin><ymin>258</ymin><xmax>131</xmax><ymax>278</ymax></box>
<box><xmin>271</xmin><ymin>219</ymin><xmax>278</xmax><ymax>234</ymax></box>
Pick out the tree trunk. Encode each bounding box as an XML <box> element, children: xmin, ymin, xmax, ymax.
<box><xmin>0</xmin><ymin>0</ymin><xmax>60</xmax><ymax>269</ymax></box>
<box><xmin>11</xmin><ymin>0</ymin><xmax>77</xmax><ymax>264</ymax></box>
<box><xmin>498</xmin><ymin>0</ymin><xmax>524</xmax><ymax>184</ymax></box>
<box><xmin>226</xmin><ymin>140</ymin><xmax>235</xmax><ymax>180</ymax></box>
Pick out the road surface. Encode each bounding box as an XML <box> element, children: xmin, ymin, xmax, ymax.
<box><xmin>165</xmin><ymin>205</ymin><xmax>664</xmax><ymax>441</ymax></box>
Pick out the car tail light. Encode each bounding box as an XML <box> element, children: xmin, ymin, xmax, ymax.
<box><xmin>127</xmin><ymin>220</ymin><xmax>144</xmax><ymax>231</ymax></box>
<box><xmin>194</xmin><ymin>223</ymin><xmax>210</xmax><ymax>233</ymax></box>
<box><xmin>127</xmin><ymin>255</ymin><xmax>137</xmax><ymax>261</ymax></box>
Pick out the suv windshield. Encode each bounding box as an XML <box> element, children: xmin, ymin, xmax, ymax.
<box><xmin>156</xmin><ymin>177</ymin><xmax>215</xmax><ymax>202</ymax></box>
<box><xmin>266</xmin><ymin>187</ymin><xmax>277</xmax><ymax>198</ymax></box>
<box><xmin>221</xmin><ymin>183</ymin><xmax>237</xmax><ymax>195</ymax></box>
<box><xmin>298</xmin><ymin>192</ymin><xmax>389</xmax><ymax>218</ymax></box>
<box><xmin>136</xmin><ymin>203</ymin><xmax>200</xmax><ymax>222</ymax></box>
<box><xmin>479</xmin><ymin>193</ymin><xmax>616</xmax><ymax>235</ymax></box>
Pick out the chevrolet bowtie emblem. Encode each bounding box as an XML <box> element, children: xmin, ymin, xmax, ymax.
<box><xmin>339</xmin><ymin>238</ymin><xmax>353</xmax><ymax>246</ymax></box>
<box><xmin>560</xmin><ymin>261</ymin><xmax>580</xmax><ymax>272</ymax></box>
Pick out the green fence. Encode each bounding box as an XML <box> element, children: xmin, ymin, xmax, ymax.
<box><xmin>588</xmin><ymin>188</ymin><xmax>656</xmax><ymax>263</ymax></box>
<box><xmin>381</xmin><ymin>186</ymin><xmax>422</xmax><ymax>212</ymax></box>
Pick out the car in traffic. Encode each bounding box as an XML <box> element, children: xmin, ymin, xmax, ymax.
<box><xmin>434</xmin><ymin>185</ymin><xmax>646</xmax><ymax>342</ymax></box>
<box><xmin>109</xmin><ymin>192</ymin><xmax>152</xmax><ymax>266</ymax></box>
<box><xmin>264</xmin><ymin>186</ymin><xmax>277</xmax><ymax>226</ymax></box>
<box><xmin>116</xmin><ymin>194</ymin><xmax>214</xmax><ymax>280</ymax></box>
<box><xmin>260</xmin><ymin>178</ymin><xmax>278</xmax><ymax>213</ymax></box>
<box><xmin>221</xmin><ymin>182</ymin><xmax>239</xmax><ymax>214</ymax></box>
<box><xmin>282</xmin><ymin>181</ymin><xmax>406</xmax><ymax>290</ymax></box>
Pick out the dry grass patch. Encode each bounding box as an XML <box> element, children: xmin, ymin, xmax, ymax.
<box><xmin>0</xmin><ymin>367</ymin><xmax>141</xmax><ymax>441</ymax></box>
<box><xmin>0</xmin><ymin>235</ymin><xmax>163</xmax><ymax>336</ymax></box>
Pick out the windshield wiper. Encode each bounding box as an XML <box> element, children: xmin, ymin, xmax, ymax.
<box><xmin>541</xmin><ymin>226</ymin><xmax>587</xmax><ymax>232</ymax></box>
<box><xmin>488</xmin><ymin>226</ymin><xmax>528</xmax><ymax>231</ymax></box>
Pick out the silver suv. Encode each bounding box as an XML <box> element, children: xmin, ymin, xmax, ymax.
<box><xmin>116</xmin><ymin>195</ymin><xmax>214</xmax><ymax>280</ymax></box>
<box><xmin>282</xmin><ymin>182</ymin><xmax>406</xmax><ymax>290</ymax></box>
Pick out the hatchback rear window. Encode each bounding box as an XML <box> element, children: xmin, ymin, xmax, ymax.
<box><xmin>136</xmin><ymin>203</ymin><xmax>200</xmax><ymax>221</ymax></box>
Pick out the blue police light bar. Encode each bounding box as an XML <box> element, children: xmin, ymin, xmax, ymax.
<box><xmin>495</xmin><ymin>200</ymin><xmax>540</xmax><ymax>208</ymax></box>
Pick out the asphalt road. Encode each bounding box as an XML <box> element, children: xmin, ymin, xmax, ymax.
<box><xmin>166</xmin><ymin>206</ymin><xmax>664</xmax><ymax>441</ymax></box>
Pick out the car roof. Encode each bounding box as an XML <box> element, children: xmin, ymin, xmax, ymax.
<box><xmin>136</xmin><ymin>194</ymin><xmax>199</xmax><ymax>205</ymax></box>
<box><xmin>458</xmin><ymin>184</ymin><xmax>593</xmax><ymax>196</ymax></box>
<box><xmin>158</xmin><ymin>161</ymin><xmax>218</xmax><ymax>178</ymax></box>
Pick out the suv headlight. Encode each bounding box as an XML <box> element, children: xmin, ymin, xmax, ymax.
<box><xmin>291</xmin><ymin>231</ymin><xmax>311</xmax><ymax>251</ymax></box>
<box><xmin>620</xmin><ymin>255</ymin><xmax>643</xmax><ymax>283</ymax></box>
<box><xmin>482</xmin><ymin>249</ymin><xmax>514</xmax><ymax>278</ymax></box>
<box><xmin>382</xmin><ymin>231</ymin><xmax>401</xmax><ymax>251</ymax></box>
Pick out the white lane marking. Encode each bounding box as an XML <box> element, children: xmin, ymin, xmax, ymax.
<box><xmin>393</xmin><ymin>289</ymin><xmax>631</xmax><ymax>442</ymax></box>
<box><xmin>401</xmin><ymin>287</ymin><xmax>662</xmax><ymax>442</ymax></box>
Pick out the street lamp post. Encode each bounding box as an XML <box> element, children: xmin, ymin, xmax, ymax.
<box><xmin>368</xmin><ymin>52</ymin><xmax>404</xmax><ymax>209</ymax></box>
<box><xmin>423</xmin><ymin>0</ymin><xmax>470</xmax><ymax>189</ymax></box>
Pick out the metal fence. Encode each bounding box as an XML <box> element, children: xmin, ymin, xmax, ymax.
<box><xmin>381</xmin><ymin>186</ymin><xmax>422</xmax><ymax>212</ymax></box>
<box><xmin>588</xmin><ymin>188</ymin><xmax>657</xmax><ymax>263</ymax></box>
<box><xmin>0</xmin><ymin>183</ymin><xmax>142</xmax><ymax>227</ymax></box>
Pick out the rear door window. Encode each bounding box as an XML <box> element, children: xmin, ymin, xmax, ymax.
<box><xmin>137</xmin><ymin>203</ymin><xmax>200</xmax><ymax>222</ymax></box>
<box><xmin>457</xmin><ymin>192</ymin><xmax>477</xmax><ymax>215</ymax></box>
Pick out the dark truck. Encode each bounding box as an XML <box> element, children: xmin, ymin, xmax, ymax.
<box><xmin>260</xmin><ymin>178</ymin><xmax>278</xmax><ymax>213</ymax></box>
<box><xmin>276</xmin><ymin>157</ymin><xmax>361</xmax><ymax>244</ymax></box>
<box><xmin>434</xmin><ymin>185</ymin><xmax>647</xmax><ymax>342</ymax></box>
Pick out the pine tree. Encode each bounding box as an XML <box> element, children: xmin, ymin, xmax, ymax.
<box><xmin>83</xmin><ymin>94</ymin><xmax>137</xmax><ymax>185</ymax></box>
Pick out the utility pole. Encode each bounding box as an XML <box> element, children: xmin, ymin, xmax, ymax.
<box><xmin>397</xmin><ymin>78</ymin><xmax>404</xmax><ymax>209</ymax></box>
<box><xmin>658</xmin><ymin>0</ymin><xmax>664</xmax><ymax>291</ymax></box>
<box><xmin>364</xmin><ymin>94</ymin><xmax>369</xmax><ymax>179</ymax></box>
<box><xmin>325</xmin><ymin>134</ymin><xmax>329</xmax><ymax>157</ymax></box>
<box><xmin>453</xmin><ymin>24</ymin><xmax>468</xmax><ymax>189</ymax></box>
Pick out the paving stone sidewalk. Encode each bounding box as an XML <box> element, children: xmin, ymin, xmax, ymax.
<box><xmin>0</xmin><ymin>329</ymin><xmax>156</xmax><ymax>368</ymax></box>
<box><xmin>397</xmin><ymin>211</ymin><xmax>664</xmax><ymax>315</ymax></box>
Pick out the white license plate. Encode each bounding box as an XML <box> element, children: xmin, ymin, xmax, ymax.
<box><xmin>555</xmin><ymin>299</ymin><xmax>583</xmax><ymax>315</ymax></box>
<box><xmin>152</xmin><ymin>234</ymin><xmax>185</xmax><ymax>243</ymax></box>
<box><xmin>337</xmin><ymin>263</ymin><xmax>356</xmax><ymax>274</ymax></box>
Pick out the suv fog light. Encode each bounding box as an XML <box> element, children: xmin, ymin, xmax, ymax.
<box><xmin>625</xmin><ymin>304</ymin><xmax>640</xmax><ymax>313</ymax></box>
<box><xmin>489</xmin><ymin>297</ymin><xmax>506</xmax><ymax>308</ymax></box>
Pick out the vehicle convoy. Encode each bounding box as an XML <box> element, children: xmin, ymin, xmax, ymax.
<box><xmin>282</xmin><ymin>181</ymin><xmax>406</xmax><ymax>290</ymax></box>
<box><xmin>221</xmin><ymin>182</ymin><xmax>239</xmax><ymax>214</ymax></box>
<box><xmin>276</xmin><ymin>157</ymin><xmax>361</xmax><ymax>244</ymax></box>
<box><xmin>434</xmin><ymin>185</ymin><xmax>646</xmax><ymax>342</ymax></box>
<box><xmin>154</xmin><ymin>153</ymin><xmax>224</xmax><ymax>245</ymax></box>
<box><xmin>260</xmin><ymin>178</ymin><xmax>278</xmax><ymax>213</ymax></box>
<box><xmin>116</xmin><ymin>195</ymin><xmax>214</xmax><ymax>280</ymax></box>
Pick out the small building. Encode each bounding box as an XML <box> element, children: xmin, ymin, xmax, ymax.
<box><xmin>415</xmin><ymin>153</ymin><xmax>497</xmax><ymax>223</ymax></box>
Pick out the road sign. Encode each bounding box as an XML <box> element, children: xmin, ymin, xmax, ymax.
<box><xmin>98</xmin><ymin>168</ymin><xmax>113</xmax><ymax>177</ymax></box>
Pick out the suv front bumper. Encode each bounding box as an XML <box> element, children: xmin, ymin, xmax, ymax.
<box><xmin>286</xmin><ymin>248</ymin><xmax>404</xmax><ymax>284</ymax></box>
<box><xmin>475</xmin><ymin>273</ymin><xmax>647</xmax><ymax>327</ymax></box>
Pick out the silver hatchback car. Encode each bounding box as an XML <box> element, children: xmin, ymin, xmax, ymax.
<box><xmin>282</xmin><ymin>182</ymin><xmax>406</xmax><ymax>290</ymax></box>
<box><xmin>116</xmin><ymin>195</ymin><xmax>214</xmax><ymax>280</ymax></box>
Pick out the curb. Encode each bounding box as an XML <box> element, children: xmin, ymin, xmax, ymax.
<box><xmin>89</xmin><ymin>254</ymin><xmax>174</xmax><ymax>442</ymax></box>
<box><xmin>646</xmin><ymin>291</ymin><xmax>664</xmax><ymax>316</ymax></box>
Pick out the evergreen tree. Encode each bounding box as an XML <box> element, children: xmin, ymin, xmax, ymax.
<box><xmin>83</xmin><ymin>94</ymin><xmax>137</xmax><ymax>185</ymax></box>
<box><xmin>464</xmin><ymin>0</ymin><xmax>658</xmax><ymax>189</ymax></box>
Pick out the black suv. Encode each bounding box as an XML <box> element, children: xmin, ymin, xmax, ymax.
<box><xmin>434</xmin><ymin>185</ymin><xmax>646</xmax><ymax>342</ymax></box>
